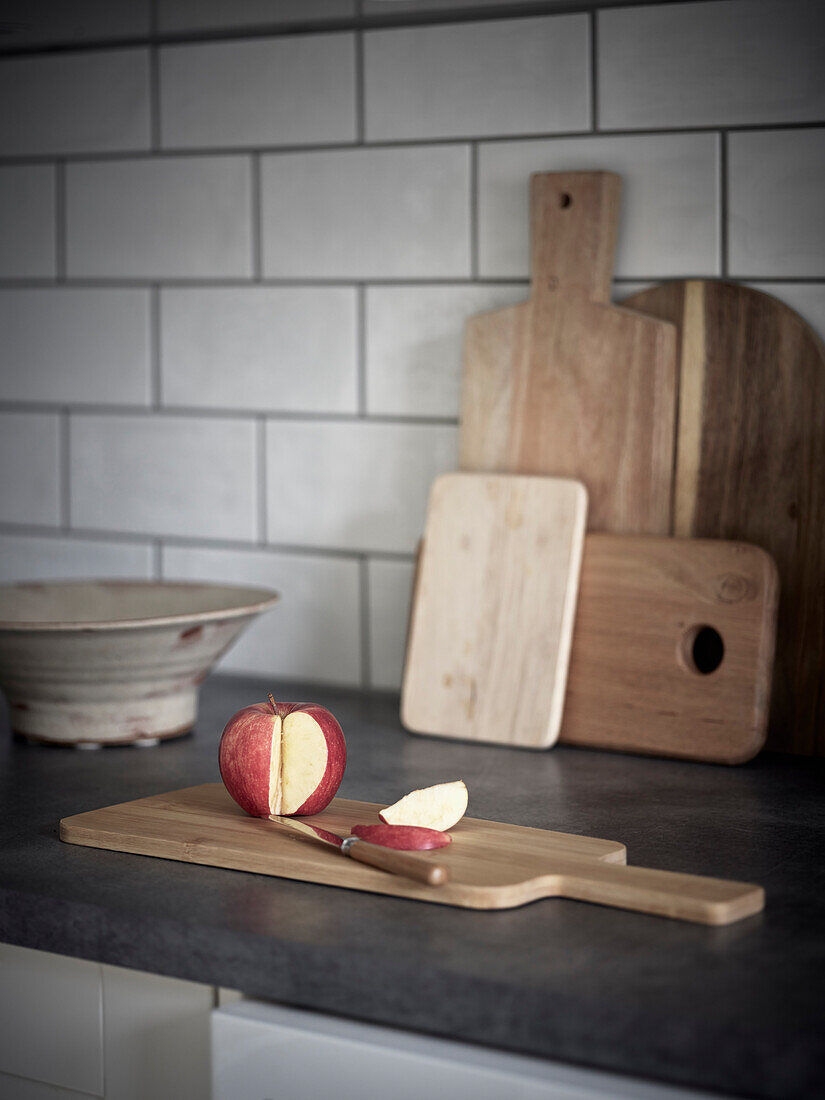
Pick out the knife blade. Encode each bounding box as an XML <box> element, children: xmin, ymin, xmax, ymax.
<box><xmin>269</xmin><ymin>815</ymin><xmax>449</xmax><ymax>887</ymax></box>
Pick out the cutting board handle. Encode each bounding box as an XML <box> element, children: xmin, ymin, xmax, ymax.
<box><xmin>530</xmin><ymin>171</ymin><xmax>621</xmax><ymax>306</ymax></box>
<box><xmin>554</xmin><ymin>859</ymin><xmax>764</xmax><ymax>925</ymax></box>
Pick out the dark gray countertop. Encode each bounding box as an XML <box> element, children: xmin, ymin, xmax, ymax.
<box><xmin>1</xmin><ymin>673</ymin><xmax>823</xmax><ymax>1099</ymax></box>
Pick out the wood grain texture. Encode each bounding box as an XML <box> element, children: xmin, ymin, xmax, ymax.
<box><xmin>401</xmin><ymin>473</ymin><xmax>587</xmax><ymax>748</ymax></box>
<box><xmin>623</xmin><ymin>280</ymin><xmax>825</xmax><ymax>755</ymax></box>
<box><xmin>460</xmin><ymin>171</ymin><xmax>677</xmax><ymax>534</ymax></box>
<box><xmin>560</xmin><ymin>535</ymin><xmax>779</xmax><ymax>763</ymax></box>
<box><xmin>59</xmin><ymin>784</ymin><xmax>764</xmax><ymax>924</ymax></box>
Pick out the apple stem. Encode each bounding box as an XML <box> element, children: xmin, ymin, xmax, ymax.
<box><xmin>267</xmin><ymin>693</ymin><xmax>277</xmax><ymax>713</ymax></box>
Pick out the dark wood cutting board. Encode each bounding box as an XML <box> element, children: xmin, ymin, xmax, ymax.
<box><xmin>460</xmin><ymin>171</ymin><xmax>677</xmax><ymax>534</ymax></box>
<box><xmin>623</xmin><ymin>280</ymin><xmax>825</xmax><ymax>756</ymax></box>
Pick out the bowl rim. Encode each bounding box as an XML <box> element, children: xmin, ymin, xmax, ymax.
<box><xmin>0</xmin><ymin>579</ymin><xmax>280</xmax><ymax>632</ymax></box>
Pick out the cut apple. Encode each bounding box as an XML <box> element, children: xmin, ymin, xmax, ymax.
<box><xmin>379</xmin><ymin>780</ymin><xmax>468</xmax><ymax>831</ymax></box>
<box><xmin>351</xmin><ymin>824</ymin><xmax>451</xmax><ymax>850</ymax></box>
<box><xmin>219</xmin><ymin>696</ymin><xmax>346</xmax><ymax>818</ymax></box>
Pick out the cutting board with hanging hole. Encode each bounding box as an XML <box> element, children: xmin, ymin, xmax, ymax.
<box><xmin>59</xmin><ymin>783</ymin><xmax>764</xmax><ymax>924</ymax></box>
<box><xmin>460</xmin><ymin>170</ymin><xmax>677</xmax><ymax>535</ymax></box>
<box><xmin>622</xmin><ymin>280</ymin><xmax>825</xmax><ymax>757</ymax></box>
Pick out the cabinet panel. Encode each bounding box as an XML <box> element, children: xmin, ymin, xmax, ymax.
<box><xmin>0</xmin><ymin>945</ymin><xmax>103</xmax><ymax>1095</ymax></box>
<box><xmin>102</xmin><ymin>965</ymin><xmax>213</xmax><ymax>1100</ymax></box>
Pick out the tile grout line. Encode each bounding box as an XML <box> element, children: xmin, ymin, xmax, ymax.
<box><xmin>359</xmin><ymin>555</ymin><xmax>372</xmax><ymax>690</ymax></box>
<box><xmin>357</xmin><ymin>285</ymin><xmax>367</xmax><ymax>416</ymax></box>
<box><xmin>589</xmin><ymin>7</ymin><xmax>598</xmax><ymax>132</ymax></box>
<box><xmin>0</xmin><ymin>401</ymin><xmax>460</xmax><ymax>425</ymax></box>
<box><xmin>354</xmin><ymin>24</ymin><xmax>365</xmax><ymax>145</ymax></box>
<box><xmin>150</xmin><ymin>285</ymin><xmax>162</xmax><ymax>408</ymax></box>
<box><xmin>256</xmin><ymin>417</ymin><xmax>268</xmax><ymax>545</ymax></box>
<box><xmin>149</xmin><ymin>43</ymin><xmax>161</xmax><ymax>149</ymax></box>
<box><xmin>719</xmin><ymin>130</ymin><xmax>729</xmax><ymax>278</ymax></box>
<box><xmin>59</xmin><ymin>411</ymin><xmax>71</xmax><ymax>531</ymax></box>
<box><xmin>2</xmin><ymin>120</ymin><xmax>824</xmax><ymax>169</ymax></box>
<box><xmin>469</xmin><ymin>143</ymin><xmax>479</xmax><ymax>279</ymax></box>
<box><xmin>0</xmin><ymin>518</ymin><xmax>418</xmax><ymax>563</ymax></box>
<box><xmin>54</xmin><ymin>160</ymin><xmax>67</xmax><ymax>280</ymax></box>
<box><xmin>251</xmin><ymin>152</ymin><xmax>263</xmax><ymax>280</ymax></box>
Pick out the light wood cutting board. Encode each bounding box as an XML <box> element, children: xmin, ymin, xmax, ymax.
<box><xmin>401</xmin><ymin>473</ymin><xmax>587</xmax><ymax>749</ymax></box>
<box><xmin>560</xmin><ymin>534</ymin><xmax>779</xmax><ymax>763</ymax></box>
<box><xmin>460</xmin><ymin>171</ymin><xmax>677</xmax><ymax>534</ymax></box>
<box><xmin>622</xmin><ymin>280</ymin><xmax>825</xmax><ymax>756</ymax></box>
<box><xmin>59</xmin><ymin>784</ymin><xmax>764</xmax><ymax>924</ymax></box>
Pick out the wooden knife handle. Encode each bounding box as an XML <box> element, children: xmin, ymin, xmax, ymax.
<box><xmin>555</xmin><ymin>859</ymin><xmax>764</xmax><ymax>925</ymax></box>
<box><xmin>344</xmin><ymin>838</ymin><xmax>448</xmax><ymax>887</ymax></box>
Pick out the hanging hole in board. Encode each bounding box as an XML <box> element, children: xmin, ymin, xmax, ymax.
<box><xmin>559</xmin><ymin>193</ymin><xmax>572</xmax><ymax>208</ymax></box>
<box><xmin>680</xmin><ymin>625</ymin><xmax>725</xmax><ymax>675</ymax></box>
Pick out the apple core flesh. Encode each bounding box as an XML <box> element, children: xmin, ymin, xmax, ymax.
<box><xmin>379</xmin><ymin>780</ymin><xmax>468</xmax><ymax>831</ymax></box>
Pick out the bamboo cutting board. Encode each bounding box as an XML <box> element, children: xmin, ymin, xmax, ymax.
<box><xmin>623</xmin><ymin>281</ymin><xmax>825</xmax><ymax>756</ymax></box>
<box><xmin>460</xmin><ymin>171</ymin><xmax>677</xmax><ymax>534</ymax></box>
<box><xmin>59</xmin><ymin>784</ymin><xmax>764</xmax><ymax>924</ymax></box>
<box><xmin>401</xmin><ymin>473</ymin><xmax>587</xmax><ymax>748</ymax></box>
<box><xmin>560</xmin><ymin>535</ymin><xmax>779</xmax><ymax>763</ymax></box>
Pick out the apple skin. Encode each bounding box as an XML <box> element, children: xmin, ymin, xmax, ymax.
<box><xmin>350</xmin><ymin>823</ymin><xmax>451</xmax><ymax>850</ymax></box>
<box><xmin>218</xmin><ymin>702</ymin><xmax>276</xmax><ymax>817</ymax></box>
<box><xmin>218</xmin><ymin>700</ymin><xmax>346</xmax><ymax>818</ymax></box>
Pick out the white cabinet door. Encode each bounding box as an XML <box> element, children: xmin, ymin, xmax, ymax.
<box><xmin>102</xmin><ymin>964</ymin><xmax>213</xmax><ymax>1100</ymax></box>
<box><xmin>0</xmin><ymin>944</ymin><xmax>103</xmax><ymax>1096</ymax></box>
<box><xmin>212</xmin><ymin>1000</ymin><xmax>721</xmax><ymax>1100</ymax></box>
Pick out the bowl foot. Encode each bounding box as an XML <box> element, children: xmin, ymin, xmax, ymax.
<box><xmin>8</xmin><ymin>689</ymin><xmax>198</xmax><ymax>746</ymax></box>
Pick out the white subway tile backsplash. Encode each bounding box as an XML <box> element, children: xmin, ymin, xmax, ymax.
<box><xmin>158</xmin><ymin>0</ymin><xmax>354</xmax><ymax>34</ymax></box>
<box><xmin>747</xmin><ymin>283</ymin><xmax>825</xmax><ymax>343</ymax></box>
<box><xmin>160</xmin><ymin>34</ymin><xmax>356</xmax><ymax>149</ymax></box>
<box><xmin>368</xmin><ymin>557</ymin><xmax>415</xmax><ymax>690</ymax></box>
<box><xmin>599</xmin><ymin>0</ymin><xmax>825</xmax><ymax>129</ymax></box>
<box><xmin>266</xmin><ymin>420</ymin><xmax>457</xmax><ymax>552</ymax></box>
<box><xmin>70</xmin><ymin>414</ymin><xmax>258</xmax><ymax>540</ymax></box>
<box><xmin>0</xmin><ymin>166</ymin><xmax>55</xmax><ymax>278</ymax></box>
<box><xmin>0</xmin><ymin>534</ymin><xmax>152</xmax><ymax>582</ymax></box>
<box><xmin>0</xmin><ymin>48</ymin><xmax>150</xmax><ymax>157</ymax></box>
<box><xmin>478</xmin><ymin>133</ymin><xmax>721</xmax><ymax>279</ymax></box>
<box><xmin>364</xmin><ymin>15</ymin><xmax>589</xmax><ymax>141</ymax></box>
<box><xmin>729</xmin><ymin>129</ymin><xmax>825</xmax><ymax>278</ymax></box>
<box><xmin>0</xmin><ymin>289</ymin><xmax>150</xmax><ymax>405</ymax></box>
<box><xmin>162</xmin><ymin>544</ymin><xmax>362</xmax><ymax>684</ymax></box>
<box><xmin>0</xmin><ymin>413</ymin><xmax>60</xmax><ymax>526</ymax></box>
<box><xmin>161</xmin><ymin>287</ymin><xmax>358</xmax><ymax>413</ymax></box>
<box><xmin>66</xmin><ymin>157</ymin><xmax>253</xmax><ymax>279</ymax></box>
<box><xmin>261</xmin><ymin>145</ymin><xmax>471</xmax><ymax>278</ymax></box>
<box><xmin>366</xmin><ymin>283</ymin><xmax>526</xmax><ymax>417</ymax></box>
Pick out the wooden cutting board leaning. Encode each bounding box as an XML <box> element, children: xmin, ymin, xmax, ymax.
<box><xmin>460</xmin><ymin>171</ymin><xmax>677</xmax><ymax>535</ymax></box>
<box><xmin>401</xmin><ymin>473</ymin><xmax>587</xmax><ymax>749</ymax></box>
<box><xmin>59</xmin><ymin>784</ymin><xmax>764</xmax><ymax>924</ymax></box>
<box><xmin>560</xmin><ymin>535</ymin><xmax>779</xmax><ymax>763</ymax></box>
<box><xmin>622</xmin><ymin>281</ymin><xmax>825</xmax><ymax>756</ymax></box>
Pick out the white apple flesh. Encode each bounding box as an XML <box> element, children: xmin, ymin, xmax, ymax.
<box><xmin>350</xmin><ymin>823</ymin><xmax>451</xmax><ymax>850</ymax></box>
<box><xmin>379</xmin><ymin>780</ymin><xmax>468</xmax><ymax>831</ymax></box>
<box><xmin>219</xmin><ymin>696</ymin><xmax>346</xmax><ymax>817</ymax></box>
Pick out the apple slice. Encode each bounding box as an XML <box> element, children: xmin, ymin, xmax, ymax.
<box><xmin>219</xmin><ymin>695</ymin><xmax>346</xmax><ymax>817</ymax></box>
<box><xmin>379</xmin><ymin>780</ymin><xmax>468</xmax><ymax>831</ymax></box>
<box><xmin>351</xmin><ymin>824</ymin><xmax>451</xmax><ymax>850</ymax></box>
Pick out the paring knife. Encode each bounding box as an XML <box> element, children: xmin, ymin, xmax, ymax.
<box><xmin>269</xmin><ymin>815</ymin><xmax>449</xmax><ymax>886</ymax></box>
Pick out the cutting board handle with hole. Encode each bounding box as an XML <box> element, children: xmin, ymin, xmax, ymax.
<box><xmin>551</xmin><ymin>858</ymin><xmax>763</xmax><ymax>925</ymax></box>
<box><xmin>529</xmin><ymin>171</ymin><xmax>621</xmax><ymax>304</ymax></box>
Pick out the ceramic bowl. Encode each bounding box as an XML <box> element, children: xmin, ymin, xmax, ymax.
<box><xmin>0</xmin><ymin>580</ymin><xmax>279</xmax><ymax>747</ymax></box>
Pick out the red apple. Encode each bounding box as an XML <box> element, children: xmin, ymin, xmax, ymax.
<box><xmin>219</xmin><ymin>695</ymin><xmax>346</xmax><ymax>817</ymax></box>
<box><xmin>379</xmin><ymin>780</ymin><xmax>468</xmax><ymax>831</ymax></box>
<box><xmin>350</xmin><ymin>824</ymin><xmax>451</xmax><ymax>850</ymax></box>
